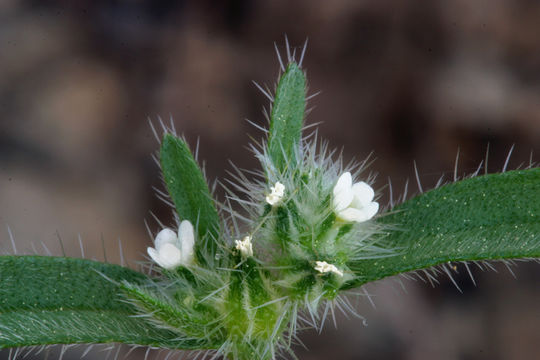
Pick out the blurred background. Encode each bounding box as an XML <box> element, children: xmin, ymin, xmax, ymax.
<box><xmin>1</xmin><ymin>0</ymin><xmax>539</xmax><ymax>359</ymax></box>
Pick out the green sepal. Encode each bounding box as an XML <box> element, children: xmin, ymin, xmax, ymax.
<box><xmin>276</xmin><ymin>205</ymin><xmax>291</xmax><ymax>249</ymax></box>
<box><xmin>223</xmin><ymin>255</ymin><xmax>284</xmax><ymax>360</ymax></box>
<box><xmin>120</xmin><ymin>281</ymin><xmax>224</xmax><ymax>343</ymax></box>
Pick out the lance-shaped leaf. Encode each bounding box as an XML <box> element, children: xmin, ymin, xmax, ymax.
<box><xmin>0</xmin><ymin>256</ymin><xmax>210</xmax><ymax>349</ymax></box>
<box><xmin>267</xmin><ymin>62</ymin><xmax>306</xmax><ymax>172</ymax></box>
<box><xmin>160</xmin><ymin>134</ymin><xmax>220</xmax><ymax>258</ymax></box>
<box><xmin>344</xmin><ymin>168</ymin><xmax>540</xmax><ymax>289</ymax></box>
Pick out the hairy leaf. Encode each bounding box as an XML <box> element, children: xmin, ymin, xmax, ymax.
<box><xmin>267</xmin><ymin>62</ymin><xmax>306</xmax><ymax>172</ymax></box>
<box><xmin>0</xmin><ymin>256</ymin><xmax>208</xmax><ymax>349</ymax></box>
<box><xmin>160</xmin><ymin>134</ymin><xmax>220</xmax><ymax>258</ymax></box>
<box><xmin>345</xmin><ymin>168</ymin><xmax>540</xmax><ymax>289</ymax></box>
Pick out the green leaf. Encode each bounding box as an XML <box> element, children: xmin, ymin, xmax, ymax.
<box><xmin>267</xmin><ymin>62</ymin><xmax>306</xmax><ymax>172</ymax></box>
<box><xmin>0</xmin><ymin>256</ymin><xmax>208</xmax><ymax>349</ymax></box>
<box><xmin>160</xmin><ymin>134</ymin><xmax>220</xmax><ymax>258</ymax></box>
<box><xmin>344</xmin><ymin>168</ymin><xmax>540</xmax><ymax>289</ymax></box>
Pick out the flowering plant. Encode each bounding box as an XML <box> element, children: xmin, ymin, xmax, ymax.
<box><xmin>1</xmin><ymin>41</ymin><xmax>539</xmax><ymax>360</ymax></box>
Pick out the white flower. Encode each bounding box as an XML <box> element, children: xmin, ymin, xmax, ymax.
<box><xmin>314</xmin><ymin>261</ymin><xmax>343</xmax><ymax>276</ymax></box>
<box><xmin>235</xmin><ymin>235</ymin><xmax>253</xmax><ymax>257</ymax></box>
<box><xmin>266</xmin><ymin>181</ymin><xmax>285</xmax><ymax>206</ymax></box>
<box><xmin>332</xmin><ymin>172</ymin><xmax>379</xmax><ymax>223</ymax></box>
<box><xmin>147</xmin><ymin>220</ymin><xmax>195</xmax><ymax>269</ymax></box>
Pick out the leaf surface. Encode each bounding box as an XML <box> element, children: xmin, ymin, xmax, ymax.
<box><xmin>0</xmin><ymin>256</ymin><xmax>209</xmax><ymax>349</ymax></box>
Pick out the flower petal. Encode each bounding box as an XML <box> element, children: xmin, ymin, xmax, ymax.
<box><xmin>147</xmin><ymin>247</ymin><xmax>161</xmax><ymax>264</ymax></box>
<box><xmin>266</xmin><ymin>181</ymin><xmax>285</xmax><ymax>206</ymax></box>
<box><xmin>337</xmin><ymin>200</ymin><xmax>379</xmax><ymax>222</ymax></box>
<box><xmin>273</xmin><ymin>182</ymin><xmax>285</xmax><ymax>197</ymax></box>
<box><xmin>314</xmin><ymin>260</ymin><xmax>343</xmax><ymax>276</ymax></box>
<box><xmin>336</xmin><ymin>208</ymin><xmax>366</xmax><ymax>223</ymax></box>
<box><xmin>235</xmin><ymin>235</ymin><xmax>253</xmax><ymax>257</ymax></box>
<box><xmin>156</xmin><ymin>243</ymin><xmax>183</xmax><ymax>269</ymax></box>
<box><xmin>363</xmin><ymin>201</ymin><xmax>379</xmax><ymax>221</ymax></box>
<box><xmin>154</xmin><ymin>228</ymin><xmax>178</xmax><ymax>250</ymax></box>
<box><xmin>333</xmin><ymin>172</ymin><xmax>353</xmax><ymax>211</ymax></box>
<box><xmin>266</xmin><ymin>194</ymin><xmax>280</xmax><ymax>205</ymax></box>
<box><xmin>178</xmin><ymin>220</ymin><xmax>195</xmax><ymax>264</ymax></box>
<box><xmin>351</xmin><ymin>181</ymin><xmax>375</xmax><ymax>207</ymax></box>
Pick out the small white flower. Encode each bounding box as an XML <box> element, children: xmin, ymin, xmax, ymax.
<box><xmin>265</xmin><ymin>181</ymin><xmax>285</xmax><ymax>206</ymax></box>
<box><xmin>314</xmin><ymin>261</ymin><xmax>343</xmax><ymax>276</ymax></box>
<box><xmin>332</xmin><ymin>172</ymin><xmax>379</xmax><ymax>223</ymax></box>
<box><xmin>235</xmin><ymin>235</ymin><xmax>253</xmax><ymax>257</ymax></box>
<box><xmin>147</xmin><ymin>220</ymin><xmax>195</xmax><ymax>269</ymax></box>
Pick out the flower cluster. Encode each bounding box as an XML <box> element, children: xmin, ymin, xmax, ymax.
<box><xmin>141</xmin><ymin>56</ymin><xmax>385</xmax><ymax>360</ymax></box>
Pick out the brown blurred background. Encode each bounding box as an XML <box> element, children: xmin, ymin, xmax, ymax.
<box><xmin>1</xmin><ymin>1</ymin><xmax>539</xmax><ymax>359</ymax></box>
